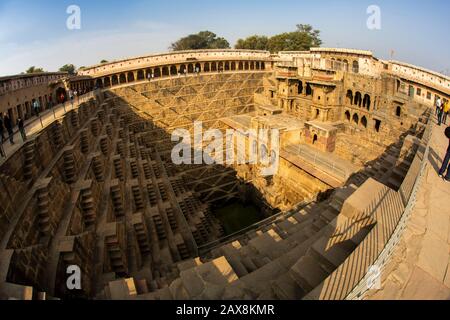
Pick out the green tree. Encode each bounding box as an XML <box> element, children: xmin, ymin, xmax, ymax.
<box><xmin>100</xmin><ymin>60</ymin><xmax>108</xmax><ymax>64</ymax></box>
<box><xmin>59</xmin><ymin>64</ymin><xmax>76</xmax><ymax>75</ymax></box>
<box><xmin>26</xmin><ymin>66</ymin><xmax>45</xmax><ymax>74</ymax></box>
<box><xmin>170</xmin><ymin>31</ymin><xmax>230</xmax><ymax>51</ymax></box>
<box><xmin>234</xmin><ymin>24</ymin><xmax>322</xmax><ymax>53</ymax></box>
<box><xmin>235</xmin><ymin>35</ymin><xmax>270</xmax><ymax>50</ymax></box>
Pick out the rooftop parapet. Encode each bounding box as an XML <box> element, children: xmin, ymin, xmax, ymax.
<box><xmin>78</xmin><ymin>49</ymin><xmax>272</xmax><ymax>76</ymax></box>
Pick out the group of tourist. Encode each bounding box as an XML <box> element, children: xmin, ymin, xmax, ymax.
<box><xmin>0</xmin><ymin>89</ymin><xmax>90</xmax><ymax>159</ymax></box>
<box><xmin>146</xmin><ymin>67</ymin><xmax>206</xmax><ymax>82</ymax></box>
<box><xmin>435</xmin><ymin>97</ymin><xmax>449</xmax><ymax>126</ymax></box>
<box><xmin>0</xmin><ymin>112</ymin><xmax>27</xmax><ymax>157</ymax></box>
<box><xmin>437</xmin><ymin>97</ymin><xmax>450</xmax><ymax>182</ymax></box>
<box><xmin>439</xmin><ymin>126</ymin><xmax>450</xmax><ymax>182</ymax></box>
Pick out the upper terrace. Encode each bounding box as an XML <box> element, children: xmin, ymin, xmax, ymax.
<box><xmin>78</xmin><ymin>49</ymin><xmax>272</xmax><ymax>77</ymax></box>
<box><xmin>0</xmin><ymin>72</ymin><xmax>67</xmax><ymax>96</ymax></box>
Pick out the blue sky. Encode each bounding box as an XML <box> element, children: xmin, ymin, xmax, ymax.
<box><xmin>0</xmin><ymin>0</ymin><xmax>449</xmax><ymax>76</ymax></box>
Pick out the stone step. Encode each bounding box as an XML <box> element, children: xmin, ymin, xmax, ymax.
<box><xmin>272</xmin><ymin>273</ymin><xmax>307</xmax><ymax>300</ymax></box>
<box><xmin>289</xmin><ymin>255</ymin><xmax>329</xmax><ymax>293</ymax></box>
<box><xmin>310</xmin><ymin>236</ymin><xmax>353</xmax><ymax>274</ymax></box>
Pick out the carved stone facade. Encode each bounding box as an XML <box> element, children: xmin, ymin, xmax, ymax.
<box><xmin>0</xmin><ymin>48</ymin><xmax>448</xmax><ymax>300</ymax></box>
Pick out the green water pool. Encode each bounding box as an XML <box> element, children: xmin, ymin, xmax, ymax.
<box><xmin>212</xmin><ymin>202</ymin><xmax>265</xmax><ymax>235</ymax></box>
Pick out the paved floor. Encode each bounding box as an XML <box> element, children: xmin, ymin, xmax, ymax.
<box><xmin>366</xmin><ymin>119</ymin><xmax>450</xmax><ymax>300</ymax></box>
<box><xmin>0</xmin><ymin>93</ymin><xmax>94</xmax><ymax>165</ymax></box>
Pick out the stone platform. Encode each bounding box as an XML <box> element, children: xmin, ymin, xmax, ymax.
<box><xmin>365</xmin><ymin>120</ymin><xmax>450</xmax><ymax>300</ymax></box>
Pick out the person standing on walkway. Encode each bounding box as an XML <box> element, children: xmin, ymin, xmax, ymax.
<box><xmin>437</xmin><ymin>100</ymin><xmax>444</xmax><ymax>126</ymax></box>
<box><xmin>436</xmin><ymin>97</ymin><xmax>442</xmax><ymax>116</ymax></box>
<box><xmin>442</xmin><ymin>100</ymin><xmax>449</xmax><ymax>125</ymax></box>
<box><xmin>0</xmin><ymin>113</ymin><xmax>6</xmax><ymax>144</ymax></box>
<box><xmin>438</xmin><ymin>126</ymin><xmax>450</xmax><ymax>182</ymax></box>
<box><xmin>0</xmin><ymin>140</ymin><xmax>5</xmax><ymax>157</ymax></box>
<box><xmin>33</xmin><ymin>99</ymin><xmax>40</xmax><ymax>117</ymax></box>
<box><xmin>4</xmin><ymin>114</ymin><xmax>14</xmax><ymax>145</ymax></box>
<box><xmin>17</xmin><ymin>117</ymin><xmax>26</xmax><ymax>142</ymax></box>
<box><xmin>69</xmin><ymin>90</ymin><xmax>74</xmax><ymax>109</ymax></box>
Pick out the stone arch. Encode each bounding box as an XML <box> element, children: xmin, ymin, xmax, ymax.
<box><xmin>352</xmin><ymin>60</ymin><xmax>359</xmax><ymax>73</ymax></box>
<box><xmin>170</xmin><ymin>65</ymin><xmax>178</xmax><ymax>76</ymax></box>
<box><xmin>211</xmin><ymin>62</ymin><xmax>217</xmax><ymax>71</ymax></box>
<box><xmin>361</xmin><ymin>116</ymin><xmax>368</xmax><ymax>128</ymax></box>
<box><xmin>127</xmin><ymin>72</ymin><xmax>135</xmax><ymax>82</ymax></box>
<box><xmin>112</xmin><ymin>75</ymin><xmax>119</xmax><ymax>86</ymax></box>
<box><xmin>306</xmin><ymin>84</ymin><xmax>312</xmax><ymax>96</ymax></box>
<box><xmin>204</xmin><ymin>63</ymin><xmax>210</xmax><ymax>72</ymax></box>
<box><xmin>218</xmin><ymin>62</ymin><xmax>224</xmax><ymax>71</ymax></box>
<box><xmin>137</xmin><ymin>70</ymin><xmax>145</xmax><ymax>80</ymax></box>
<box><xmin>162</xmin><ymin>66</ymin><xmax>169</xmax><ymax>77</ymax></box>
<box><xmin>260</xmin><ymin>144</ymin><xmax>268</xmax><ymax>160</ymax></box>
<box><xmin>345</xmin><ymin>110</ymin><xmax>351</xmax><ymax>122</ymax></box>
<box><xmin>252</xmin><ymin>140</ymin><xmax>258</xmax><ymax>156</ymax></box>
<box><xmin>298</xmin><ymin>81</ymin><xmax>303</xmax><ymax>94</ymax></box>
<box><xmin>154</xmin><ymin>67</ymin><xmax>161</xmax><ymax>78</ymax></box>
<box><xmin>96</xmin><ymin>78</ymin><xmax>103</xmax><ymax>88</ymax></box>
<box><xmin>346</xmin><ymin>90</ymin><xmax>353</xmax><ymax>105</ymax></box>
<box><xmin>352</xmin><ymin>113</ymin><xmax>359</xmax><ymax>125</ymax></box>
<box><xmin>145</xmin><ymin>69</ymin><xmax>152</xmax><ymax>79</ymax></box>
<box><xmin>375</xmin><ymin>119</ymin><xmax>381</xmax><ymax>132</ymax></box>
<box><xmin>261</xmin><ymin>62</ymin><xmax>266</xmax><ymax>70</ymax></box>
<box><xmin>363</xmin><ymin>94</ymin><xmax>371</xmax><ymax>110</ymax></box>
<box><xmin>119</xmin><ymin>73</ymin><xmax>126</xmax><ymax>84</ymax></box>
<box><xmin>250</xmin><ymin>61</ymin><xmax>255</xmax><ymax>70</ymax></box>
<box><xmin>188</xmin><ymin>64</ymin><xmax>194</xmax><ymax>73</ymax></box>
<box><xmin>354</xmin><ymin>92</ymin><xmax>362</xmax><ymax>106</ymax></box>
<box><xmin>225</xmin><ymin>62</ymin><xmax>230</xmax><ymax>71</ymax></box>
<box><xmin>312</xmin><ymin>134</ymin><xmax>318</xmax><ymax>145</ymax></box>
<box><xmin>55</xmin><ymin>87</ymin><xmax>67</xmax><ymax>103</ymax></box>
<box><xmin>330</xmin><ymin>58</ymin><xmax>336</xmax><ymax>70</ymax></box>
<box><xmin>103</xmin><ymin>77</ymin><xmax>111</xmax><ymax>87</ymax></box>
<box><xmin>396</xmin><ymin>106</ymin><xmax>402</xmax><ymax>117</ymax></box>
<box><xmin>231</xmin><ymin>62</ymin><xmax>236</xmax><ymax>70</ymax></box>
<box><xmin>179</xmin><ymin>64</ymin><xmax>186</xmax><ymax>74</ymax></box>
<box><xmin>238</xmin><ymin>62</ymin><xmax>244</xmax><ymax>70</ymax></box>
<box><xmin>245</xmin><ymin>62</ymin><xmax>249</xmax><ymax>70</ymax></box>
<box><xmin>195</xmin><ymin>63</ymin><xmax>201</xmax><ymax>72</ymax></box>
<box><xmin>255</xmin><ymin>61</ymin><xmax>260</xmax><ymax>70</ymax></box>
<box><xmin>343</xmin><ymin>59</ymin><xmax>349</xmax><ymax>72</ymax></box>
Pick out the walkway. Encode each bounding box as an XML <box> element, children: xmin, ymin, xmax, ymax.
<box><xmin>0</xmin><ymin>92</ymin><xmax>95</xmax><ymax>165</ymax></box>
<box><xmin>365</xmin><ymin>119</ymin><xmax>450</xmax><ymax>300</ymax></box>
<box><xmin>281</xmin><ymin>144</ymin><xmax>360</xmax><ymax>188</ymax></box>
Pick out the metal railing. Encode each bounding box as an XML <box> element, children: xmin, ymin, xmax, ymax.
<box><xmin>197</xmin><ymin>199</ymin><xmax>313</xmax><ymax>255</ymax></box>
<box><xmin>0</xmin><ymin>90</ymin><xmax>98</xmax><ymax>160</ymax></box>
<box><xmin>345</xmin><ymin>112</ymin><xmax>433</xmax><ymax>300</ymax></box>
<box><xmin>285</xmin><ymin>145</ymin><xmax>350</xmax><ymax>180</ymax></box>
